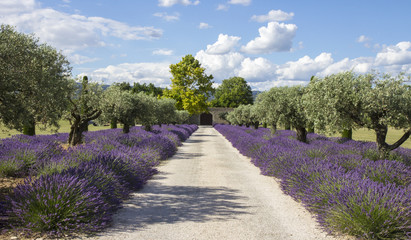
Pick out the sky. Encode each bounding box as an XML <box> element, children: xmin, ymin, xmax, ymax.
<box><xmin>1</xmin><ymin>0</ymin><xmax>411</xmax><ymax>90</ymax></box>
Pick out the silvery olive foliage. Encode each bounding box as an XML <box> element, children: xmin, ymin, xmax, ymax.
<box><xmin>101</xmin><ymin>85</ymin><xmax>141</xmax><ymax>133</ymax></box>
<box><xmin>0</xmin><ymin>24</ymin><xmax>74</xmax><ymax>134</ymax></box>
<box><xmin>303</xmin><ymin>71</ymin><xmax>411</xmax><ymax>156</ymax></box>
<box><xmin>226</xmin><ymin>104</ymin><xmax>258</xmax><ymax>128</ymax></box>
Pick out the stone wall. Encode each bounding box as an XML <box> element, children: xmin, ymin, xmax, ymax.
<box><xmin>187</xmin><ymin>107</ymin><xmax>234</xmax><ymax>125</ymax></box>
<box><xmin>209</xmin><ymin>107</ymin><xmax>234</xmax><ymax>124</ymax></box>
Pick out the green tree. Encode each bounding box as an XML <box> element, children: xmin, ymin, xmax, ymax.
<box><xmin>303</xmin><ymin>73</ymin><xmax>358</xmax><ymax>139</ymax></box>
<box><xmin>132</xmin><ymin>82</ymin><xmax>163</xmax><ymax>96</ymax></box>
<box><xmin>304</xmin><ymin>71</ymin><xmax>411</xmax><ymax>157</ymax></box>
<box><xmin>253</xmin><ymin>88</ymin><xmax>283</xmax><ymax>134</ymax></box>
<box><xmin>101</xmin><ymin>85</ymin><xmax>140</xmax><ymax>133</ymax></box>
<box><xmin>163</xmin><ymin>54</ymin><xmax>214</xmax><ymax>115</ymax></box>
<box><xmin>280</xmin><ymin>86</ymin><xmax>309</xmax><ymax>143</ymax></box>
<box><xmin>135</xmin><ymin>92</ymin><xmax>159</xmax><ymax>132</ymax></box>
<box><xmin>156</xmin><ymin>98</ymin><xmax>177</xmax><ymax>126</ymax></box>
<box><xmin>226</xmin><ymin>104</ymin><xmax>258</xmax><ymax>128</ymax></box>
<box><xmin>0</xmin><ymin>24</ymin><xmax>74</xmax><ymax>135</ymax></box>
<box><xmin>67</xmin><ymin>76</ymin><xmax>102</xmax><ymax>146</ymax></box>
<box><xmin>211</xmin><ymin>76</ymin><xmax>253</xmax><ymax>108</ymax></box>
<box><xmin>175</xmin><ymin>110</ymin><xmax>190</xmax><ymax>124</ymax></box>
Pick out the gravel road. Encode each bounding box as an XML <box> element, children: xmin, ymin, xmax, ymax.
<box><xmin>90</xmin><ymin>126</ymin><xmax>346</xmax><ymax>240</ymax></box>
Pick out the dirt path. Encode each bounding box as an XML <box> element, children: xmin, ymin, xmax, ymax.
<box><xmin>90</xmin><ymin>126</ymin><xmax>344</xmax><ymax>240</ymax></box>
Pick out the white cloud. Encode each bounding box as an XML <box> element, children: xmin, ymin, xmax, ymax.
<box><xmin>357</xmin><ymin>35</ymin><xmax>370</xmax><ymax>43</ymax></box>
<box><xmin>198</xmin><ymin>22</ymin><xmax>212</xmax><ymax>29</ymax></box>
<box><xmin>375</xmin><ymin>41</ymin><xmax>411</xmax><ymax>66</ymax></box>
<box><xmin>153</xmin><ymin>12</ymin><xmax>180</xmax><ymax>21</ymax></box>
<box><xmin>216</xmin><ymin>4</ymin><xmax>229</xmax><ymax>11</ymax></box>
<box><xmin>228</xmin><ymin>0</ymin><xmax>251</xmax><ymax>6</ymax></box>
<box><xmin>0</xmin><ymin>0</ymin><xmax>36</xmax><ymax>14</ymax></box>
<box><xmin>83</xmin><ymin>62</ymin><xmax>172</xmax><ymax>86</ymax></box>
<box><xmin>251</xmin><ymin>9</ymin><xmax>294</xmax><ymax>22</ymax></box>
<box><xmin>318</xmin><ymin>57</ymin><xmax>374</xmax><ymax>76</ymax></box>
<box><xmin>241</xmin><ymin>22</ymin><xmax>297</xmax><ymax>54</ymax></box>
<box><xmin>277</xmin><ymin>53</ymin><xmax>334</xmax><ymax>81</ymax></box>
<box><xmin>158</xmin><ymin>0</ymin><xmax>200</xmax><ymax>7</ymax></box>
<box><xmin>0</xmin><ymin>5</ymin><xmax>163</xmax><ymax>52</ymax></box>
<box><xmin>153</xmin><ymin>49</ymin><xmax>174</xmax><ymax>55</ymax></box>
<box><xmin>68</xmin><ymin>54</ymin><xmax>100</xmax><ymax>65</ymax></box>
<box><xmin>195</xmin><ymin>50</ymin><xmax>245</xmax><ymax>79</ymax></box>
<box><xmin>205</xmin><ymin>34</ymin><xmax>241</xmax><ymax>54</ymax></box>
<box><xmin>238</xmin><ymin>57</ymin><xmax>277</xmax><ymax>81</ymax></box>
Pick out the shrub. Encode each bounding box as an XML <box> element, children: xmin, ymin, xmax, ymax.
<box><xmin>7</xmin><ymin>174</ymin><xmax>111</xmax><ymax>236</ymax></box>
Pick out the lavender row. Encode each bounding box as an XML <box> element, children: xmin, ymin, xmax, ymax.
<box><xmin>0</xmin><ymin>124</ymin><xmax>197</xmax><ymax>237</ymax></box>
<box><xmin>214</xmin><ymin>124</ymin><xmax>410</xmax><ymax>240</ymax></box>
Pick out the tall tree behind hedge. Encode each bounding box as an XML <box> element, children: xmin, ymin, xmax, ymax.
<box><xmin>211</xmin><ymin>76</ymin><xmax>253</xmax><ymax>108</ymax></box>
<box><xmin>163</xmin><ymin>54</ymin><xmax>214</xmax><ymax>115</ymax></box>
<box><xmin>132</xmin><ymin>82</ymin><xmax>163</xmax><ymax>96</ymax></box>
<box><xmin>0</xmin><ymin>24</ymin><xmax>74</xmax><ymax>135</ymax></box>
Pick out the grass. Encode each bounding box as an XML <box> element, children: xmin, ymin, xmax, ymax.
<box><xmin>273</xmin><ymin>125</ymin><xmax>411</xmax><ymax>149</ymax></box>
<box><xmin>326</xmin><ymin>128</ymin><xmax>411</xmax><ymax>149</ymax></box>
<box><xmin>0</xmin><ymin>120</ymin><xmax>110</xmax><ymax>139</ymax></box>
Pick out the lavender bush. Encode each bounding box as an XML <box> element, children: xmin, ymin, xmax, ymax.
<box><xmin>215</xmin><ymin>124</ymin><xmax>410</xmax><ymax>239</ymax></box>
<box><xmin>0</xmin><ymin>124</ymin><xmax>198</xmax><ymax>236</ymax></box>
<box><xmin>7</xmin><ymin>174</ymin><xmax>112</xmax><ymax>237</ymax></box>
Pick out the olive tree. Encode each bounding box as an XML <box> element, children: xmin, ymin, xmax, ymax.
<box><xmin>67</xmin><ymin>76</ymin><xmax>102</xmax><ymax>146</ymax></box>
<box><xmin>156</xmin><ymin>98</ymin><xmax>177</xmax><ymax>126</ymax></box>
<box><xmin>303</xmin><ymin>71</ymin><xmax>411</xmax><ymax>157</ymax></box>
<box><xmin>175</xmin><ymin>110</ymin><xmax>190</xmax><ymax>124</ymax></box>
<box><xmin>0</xmin><ymin>24</ymin><xmax>73</xmax><ymax>135</ymax></box>
<box><xmin>101</xmin><ymin>85</ymin><xmax>140</xmax><ymax>133</ymax></box>
<box><xmin>135</xmin><ymin>92</ymin><xmax>158</xmax><ymax>132</ymax></box>
<box><xmin>226</xmin><ymin>104</ymin><xmax>258</xmax><ymax>128</ymax></box>
<box><xmin>277</xmin><ymin>86</ymin><xmax>309</xmax><ymax>143</ymax></box>
<box><xmin>253</xmin><ymin>88</ymin><xmax>283</xmax><ymax>134</ymax></box>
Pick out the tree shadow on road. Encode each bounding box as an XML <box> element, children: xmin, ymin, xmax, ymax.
<box><xmin>104</xmin><ymin>183</ymin><xmax>252</xmax><ymax>233</ymax></box>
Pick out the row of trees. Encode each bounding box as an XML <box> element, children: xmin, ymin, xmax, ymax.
<box><xmin>0</xmin><ymin>25</ymin><xmax>191</xmax><ymax>146</ymax></box>
<box><xmin>227</xmin><ymin>71</ymin><xmax>411</xmax><ymax>158</ymax></box>
<box><xmin>64</xmin><ymin>76</ymin><xmax>191</xmax><ymax>146</ymax></box>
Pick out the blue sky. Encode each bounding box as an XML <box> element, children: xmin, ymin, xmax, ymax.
<box><xmin>1</xmin><ymin>0</ymin><xmax>411</xmax><ymax>90</ymax></box>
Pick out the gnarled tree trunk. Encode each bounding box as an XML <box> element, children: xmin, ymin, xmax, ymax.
<box><xmin>295</xmin><ymin>126</ymin><xmax>307</xmax><ymax>143</ymax></box>
<box><xmin>68</xmin><ymin>109</ymin><xmax>101</xmax><ymax>146</ymax></box>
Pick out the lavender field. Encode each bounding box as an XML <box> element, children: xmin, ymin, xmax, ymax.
<box><xmin>215</xmin><ymin>124</ymin><xmax>410</xmax><ymax>240</ymax></box>
<box><xmin>0</xmin><ymin>124</ymin><xmax>197</xmax><ymax>237</ymax></box>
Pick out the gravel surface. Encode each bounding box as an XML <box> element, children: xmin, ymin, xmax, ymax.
<box><xmin>89</xmin><ymin>126</ymin><xmax>348</xmax><ymax>240</ymax></box>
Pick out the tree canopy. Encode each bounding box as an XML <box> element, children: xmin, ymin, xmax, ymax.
<box><xmin>0</xmin><ymin>24</ymin><xmax>74</xmax><ymax>135</ymax></box>
<box><xmin>131</xmin><ymin>82</ymin><xmax>163</xmax><ymax>97</ymax></box>
<box><xmin>211</xmin><ymin>76</ymin><xmax>253</xmax><ymax>108</ymax></box>
<box><xmin>253</xmin><ymin>88</ymin><xmax>283</xmax><ymax>133</ymax></box>
<box><xmin>101</xmin><ymin>85</ymin><xmax>140</xmax><ymax>133</ymax></box>
<box><xmin>303</xmin><ymin>71</ymin><xmax>411</xmax><ymax>156</ymax></box>
<box><xmin>163</xmin><ymin>54</ymin><xmax>214</xmax><ymax>115</ymax></box>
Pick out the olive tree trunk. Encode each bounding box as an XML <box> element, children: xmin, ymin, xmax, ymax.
<box><xmin>295</xmin><ymin>126</ymin><xmax>307</xmax><ymax>143</ymax></box>
<box><xmin>68</xmin><ymin>109</ymin><xmax>101</xmax><ymax>146</ymax></box>
<box><xmin>22</xmin><ymin>118</ymin><xmax>36</xmax><ymax>136</ymax></box>
<box><xmin>270</xmin><ymin>123</ymin><xmax>277</xmax><ymax>134</ymax></box>
<box><xmin>341</xmin><ymin>128</ymin><xmax>352</xmax><ymax>139</ymax></box>
<box><xmin>375</xmin><ymin>125</ymin><xmax>411</xmax><ymax>159</ymax></box>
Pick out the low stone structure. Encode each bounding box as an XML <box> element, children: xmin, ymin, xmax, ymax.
<box><xmin>188</xmin><ymin>107</ymin><xmax>234</xmax><ymax>125</ymax></box>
